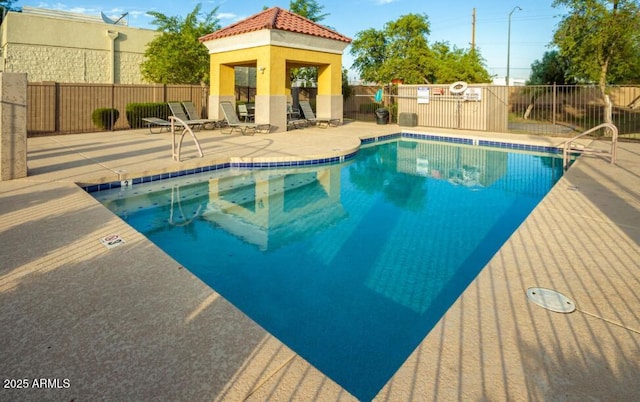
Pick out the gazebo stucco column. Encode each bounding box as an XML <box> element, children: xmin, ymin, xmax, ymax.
<box><xmin>255</xmin><ymin>49</ymin><xmax>287</xmax><ymax>133</ymax></box>
<box><xmin>208</xmin><ymin>62</ymin><xmax>235</xmax><ymax>120</ymax></box>
<box><xmin>316</xmin><ymin>62</ymin><xmax>343</xmax><ymax>124</ymax></box>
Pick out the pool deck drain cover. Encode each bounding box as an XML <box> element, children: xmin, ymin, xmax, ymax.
<box><xmin>526</xmin><ymin>287</ymin><xmax>576</xmax><ymax>313</ymax></box>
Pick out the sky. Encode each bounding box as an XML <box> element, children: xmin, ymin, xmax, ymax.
<box><xmin>16</xmin><ymin>0</ymin><xmax>566</xmax><ymax>83</ymax></box>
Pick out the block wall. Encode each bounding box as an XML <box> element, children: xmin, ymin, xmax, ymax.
<box><xmin>5</xmin><ymin>44</ymin><xmax>147</xmax><ymax>84</ymax></box>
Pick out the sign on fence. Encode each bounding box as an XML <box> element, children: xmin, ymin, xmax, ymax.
<box><xmin>463</xmin><ymin>87</ymin><xmax>482</xmax><ymax>101</ymax></box>
<box><xmin>417</xmin><ymin>87</ymin><xmax>430</xmax><ymax>104</ymax></box>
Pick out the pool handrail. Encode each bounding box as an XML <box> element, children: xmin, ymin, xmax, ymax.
<box><xmin>169</xmin><ymin>116</ymin><xmax>204</xmax><ymax>162</ymax></box>
<box><xmin>562</xmin><ymin>123</ymin><xmax>618</xmax><ymax>170</ymax></box>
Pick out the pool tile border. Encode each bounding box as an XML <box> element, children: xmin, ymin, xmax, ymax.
<box><xmin>402</xmin><ymin>131</ymin><xmax>562</xmax><ymax>154</ymax></box>
<box><xmin>82</xmin><ymin>133</ymin><xmax>561</xmax><ymax>193</ymax></box>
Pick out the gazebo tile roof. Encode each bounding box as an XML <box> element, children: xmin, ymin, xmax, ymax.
<box><xmin>199</xmin><ymin>7</ymin><xmax>351</xmax><ymax>43</ymax></box>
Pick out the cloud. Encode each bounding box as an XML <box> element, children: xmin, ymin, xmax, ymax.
<box><xmin>127</xmin><ymin>11</ymin><xmax>147</xmax><ymax>18</ymax></box>
<box><xmin>35</xmin><ymin>2</ymin><xmax>64</xmax><ymax>9</ymax></box>
<box><xmin>374</xmin><ymin>0</ymin><xmax>398</xmax><ymax>4</ymax></box>
<box><xmin>35</xmin><ymin>2</ymin><xmax>93</xmax><ymax>13</ymax></box>
<box><xmin>65</xmin><ymin>7</ymin><xmax>90</xmax><ymax>13</ymax></box>
<box><xmin>216</xmin><ymin>12</ymin><xmax>237</xmax><ymax>20</ymax></box>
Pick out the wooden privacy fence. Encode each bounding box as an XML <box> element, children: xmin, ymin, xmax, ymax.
<box><xmin>27</xmin><ymin>82</ymin><xmax>208</xmax><ymax>135</ymax></box>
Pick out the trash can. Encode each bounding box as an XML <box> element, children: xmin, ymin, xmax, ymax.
<box><xmin>375</xmin><ymin>108</ymin><xmax>389</xmax><ymax>125</ymax></box>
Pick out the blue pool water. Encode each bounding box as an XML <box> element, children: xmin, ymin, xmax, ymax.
<box><xmin>94</xmin><ymin>139</ymin><xmax>564</xmax><ymax>400</ymax></box>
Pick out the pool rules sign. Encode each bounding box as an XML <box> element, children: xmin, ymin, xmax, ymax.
<box><xmin>100</xmin><ymin>234</ymin><xmax>126</xmax><ymax>249</ymax></box>
<box><xmin>463</xmin><ymin>87</ymin><xmax>482</xmax><ymax>101</ymax></box>
<box><xmin>417</xmin><ymin>87</ymin><xmax>430</xmax><ymax>104</ymax></box>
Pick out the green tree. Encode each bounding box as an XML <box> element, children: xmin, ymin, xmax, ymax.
<box><xmin>349</xmin><ymin>28</ymin><xmax>388</xmax><ymax>83</ymax></box>
<box><xmin>289</xmin><ymin>0</ymin><xmax>328</xmax><ymax>22</ymax></box>
<box><xmin>552</xmin><ymin>0</ymin><xmax>640</xmax><ymax>122</ymax></box>
<box><xmin>431</xmin><ymin>42</ymin><xmax>492</xmax><ymax>83</ymax></box>
<box><xmin>522</xmin><ymin>50</ymin><xmax>576</xmax><ymax>120</ymax></box>
<box><xmin>0</xmin><ymin>0</ymin><xmax>19</xmax><ymax>12</ymax></box>
<box><xmin>351</xmin><ymin>14</ymin><xmax>434</xmax><ymax>84</ymax></box>
<box><xmin>527</xmin><ymin>50</ymin><xmax>575</xmax><ymax>85</ymax></box>
<box><xmin>288</xmin><ymin>0</ymin><xmax>330</xmax><ymax>87</ymax></box>
<box><xmin>0</xmin><ymin>0</ymin><xmax>19</xmax><ymax>24</ymax></box>
<box><xmin>350</xmin><ymin>14</ymin><xmax>490</xmax><ymax>84</ymax></box>
<box><xmin>140</xmin><ymin>4</ymin><xmax>220</xmax><ymax>85</ymax></box>
<box><xmin>342</xmin><ymin>68</ymin><xmax>352</xmax><ymax>101</ymax></box>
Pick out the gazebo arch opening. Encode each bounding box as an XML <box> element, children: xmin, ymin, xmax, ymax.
<box><xmin>234</xmin><ymin>66</ymin><xmax>258</xmax><ymax>104</ymax></box>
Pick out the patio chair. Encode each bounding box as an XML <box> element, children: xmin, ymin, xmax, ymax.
<box><xmin>168</xmin><ymin>102</ymin><xmax>211</xmax><ymax>131</ymax></box>
<box><xmin>286</xmin><ymin>103</ymin><xmax>308</xmax><ymax>130</ymax></box>
<box><xmin>298</xmin><ymin>100</ymin><xmax>341</xmax><ymax>128</ymax></box>
<box><xmin>182</xmin><ymin>101</ymin><xmax>221</xmax><ymax>129</ymax></box>
<box><xmin>287</xmin><ymin>103</ymin><xmax>301</xmax><ymax>119</ymax></box>
<box><xmin>141</xmin><ymin>117</ymin><xmax>173</xmax><ymax>134</ymax></box>
<box><xmin>219</xmin><ymin>101</ymin><xmax>271</xmax><ymax>135</ymax></box>
<box><xmin>238</xmin><ymin>103</ymin><xmax>255</xmax><ymax>122</ymax></box>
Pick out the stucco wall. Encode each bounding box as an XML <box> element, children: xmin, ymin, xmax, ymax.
<box><xmin>0</xmin><ymin>10</ymin><xmax>157</xmax><ymax>84</ymax></box>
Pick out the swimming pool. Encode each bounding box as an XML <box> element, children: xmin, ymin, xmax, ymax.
<box><xmin>93</xmin><ymin>138</ymin><xmax>564</xmax><ymax>400</ymax></box>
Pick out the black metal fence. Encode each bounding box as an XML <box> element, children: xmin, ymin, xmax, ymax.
<box><xmin>508</xmin><ymin>85</ymin><xmax>640</xmax><ymax>138</ymax></box>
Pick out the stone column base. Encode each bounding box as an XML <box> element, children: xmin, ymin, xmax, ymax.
<box><xmin>316</xmin><ymin>94</ymin><xmax>343</xmax><ymax>123</ymax></box>
<box><xmin>255</xmin><ymin>95</ymin><xmax>287</xmax><ymax>133</ymax></box>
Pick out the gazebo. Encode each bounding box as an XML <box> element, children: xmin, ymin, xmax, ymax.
<box><xmin>199</xmin><ymin>7</ymin><xmax>352</xmax><ymax>133</ymax></box>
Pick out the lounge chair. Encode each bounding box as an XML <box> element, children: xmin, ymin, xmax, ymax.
<box><xmin>168</xmin><ymin>102</ymin><xmax>213</xmax><ymax>131</ymax></box>
<box><xmin>182</xmin><ymin>101</ymin><xmax>221</xmax><ymax>129</ymax></box>
<box><xmin>287</xmin><ymin>103</ymin><xmax>301</xmax><ymax>119</ymax></box>
<box><xmin>238</xmin><ymin>103</ymin><xmax>254</xmax><ymax>122</ymax></box>
<box><xmin>298</xmin><ymin>100</ymin><xmax>341</xmax><ymax>128</ymax></box>
<box><xmin>286</xmin><ymin>103</ymin><xmax>308</xmax><ymax>130</ymax></box>
<box><xmin>141</xmin><ymin>117</ymin><xmax>172</xmax><ymax>134</ymax></box>
<box><xmin>219</xmin><ymin>101</ymin><xmax>270</xmax><ymax>135</ymax></box>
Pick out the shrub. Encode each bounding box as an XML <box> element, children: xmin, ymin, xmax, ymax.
<box><xmin>389</xmin><ymin>103</ymin><xmax>398</xmax><ymax>123</ymax></box>
<box><xmin>126</xmin><ymin>102</ymin><xmax>171</xmax><ymax>129</ymax></box>
<box><xmin>91</xmin><ymin>108</ymin><xmax>119</xmax><ymax>130</ymax></box>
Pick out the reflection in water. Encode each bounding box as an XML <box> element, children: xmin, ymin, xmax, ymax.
<box><xmin>169</xmin><ymin>185</ymin><xmax>202</xmax><ymax>227</ymax></box>
<box><xmin>94</xmin><ymin>138</ymin><xmax>564</xmax><ymax>401</ymax></box>
<box><xmin>396</xmin><ymin>140</ymin><xmax>508</xmax><ymax>188</ymax></box>
<box><xmin>201</xmin><ymin>166</ymin><xmax>345</xmax><ymax>251</ymax></box>
<box><xmin>349</xmin><ymin>142</ymin><xmax>429</xmax><ymax>211</ymax></box>
<box><xmin>100</xmin><ymin>165</ymin><xmax>345</xmax><ymax>251</ymax></box>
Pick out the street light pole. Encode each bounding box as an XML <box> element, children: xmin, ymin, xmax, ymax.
<box><xmin>506</xmin><ymin>6</ymin><xmax>522</xmax><ymax>86</ymax></box>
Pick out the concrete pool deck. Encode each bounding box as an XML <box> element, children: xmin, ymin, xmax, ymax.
<box><xmin>1</xmin><ymin>121</ymin><xmax>639</xmax><ymax>400</ymax></box>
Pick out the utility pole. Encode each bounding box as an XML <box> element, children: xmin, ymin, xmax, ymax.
<box><xmin>471</xmin><ymin>8</ymin><xmax>476</xmax><ymax>51</ymax></box>
<box><xmin>506</xmin><ymin>6</ymin><xmax>522</xmax><ymax>86</ymax></box>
